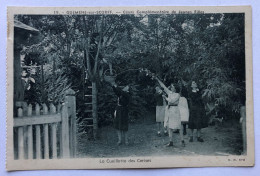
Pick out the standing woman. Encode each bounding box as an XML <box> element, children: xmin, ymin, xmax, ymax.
<box><xmin>188</xmin><ymin>81</ymin><xmax>207</xmax><ymax>142</ymax></box>
<box><xmin>107</xmin><ymin>79</ymin><xmax>130</xmax><ymax>145</ymax></box>
<box><xmin>155</xmin><ymin>78</ymin><xmax>184</xmax><ymax>147</ymax></box>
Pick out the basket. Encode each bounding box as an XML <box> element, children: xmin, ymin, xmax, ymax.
<box><xmin>103</xmin><ymin>69</ymin><xmax>117</xmax><ymax>83</ymax></box>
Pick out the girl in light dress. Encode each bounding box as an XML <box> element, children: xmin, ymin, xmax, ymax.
<box><xmin>155</xmin><ymin>78</ymin><xmax>185</xmax><ymax>147</ymax></box>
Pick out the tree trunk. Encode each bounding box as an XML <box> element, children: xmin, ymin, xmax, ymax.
<box><xmin>14</xmin><ymin>49</ymin><xmax>24</xmax><ymax>102</ymax></box>
<box><xmin>92</xmin><ymin>81</ymin><xmax>98</xmax><ymax>139</ymax></box>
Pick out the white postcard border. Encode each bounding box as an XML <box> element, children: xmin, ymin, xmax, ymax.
<box><xmin>6</xmin><ymin>6</ymin><xmax>254</xmax><ymax>170</ymax></box>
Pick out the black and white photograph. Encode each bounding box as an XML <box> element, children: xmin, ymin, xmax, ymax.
<box><xmin>6</xmin><ymin>6</ymin><xmax>254</xmax><ymax>170</ymax></box>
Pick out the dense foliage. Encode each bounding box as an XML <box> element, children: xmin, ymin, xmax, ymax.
<box><xmin>16</xmin><ymin>13</ymin><xmax>245</xmax><ymax>130</ymax></box>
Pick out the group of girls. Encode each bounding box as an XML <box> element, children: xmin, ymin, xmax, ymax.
<box><xmin>155</xmin><ymin>78</ymin><xmax>208</xmax><ymax>147</ymax></box>
<box><xmin>105</xmin><ymin>72</ymin><xmax>208</xmax><ymax>147</ymax></box>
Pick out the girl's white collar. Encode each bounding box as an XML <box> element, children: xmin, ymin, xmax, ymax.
<box><xmin>192</xmin><ymin>88</ymin><xmax>199</xmax><ymax>92</ymax></box>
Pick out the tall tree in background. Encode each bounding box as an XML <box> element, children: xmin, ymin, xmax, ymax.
<box><xmin>73</xmin><ymin>15</ymin><xmax>138</xmax><ymax>138</ymax></box>
<box><xmin>18</xmin><ymin>15</ymin><xmax>138</xmax><ymax>138</ymax></box>
<box><xmin>16</xmin><ymin>13</ymin><xmax>245</xmax><ymax>136</ymax></box>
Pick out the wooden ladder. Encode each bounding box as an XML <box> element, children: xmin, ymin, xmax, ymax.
<box><xmin>84</xmin><ymin>86</ymin><xmax>94</xmax><ymax>127</ymax></box>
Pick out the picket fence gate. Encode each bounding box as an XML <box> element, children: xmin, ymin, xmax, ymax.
<box><xmin>13</xmin><ymin>89</ymin><xmax>77</xmax><ymax>160</ymax></box>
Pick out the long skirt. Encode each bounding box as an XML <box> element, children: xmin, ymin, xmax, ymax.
<box><xmin>188</xmin><ymin>106</ymin><xmax>208</xmax><ymax>129</ymax></box>
<box><xmin>114</xmin><ymin>106</ymin><xmax>129</xmax><ymax>131</ymax></box>
<box><xmin>164</xmin><ymin>106</ymin><xmax>181</xmax><ymax>130</ymax></box>
<box><xmin>156</xmin><ymin>105</ymin><xmax>165</xmax><ymax>122</ymax></box>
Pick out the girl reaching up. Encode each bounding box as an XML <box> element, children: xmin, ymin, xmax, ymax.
<box><xmin>155</xmin><ymin>77</ymin><xmax>185</xmax><ymax>147</ymax></box>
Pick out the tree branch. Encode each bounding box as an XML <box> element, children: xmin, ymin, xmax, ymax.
<box><xmin>82</xmin><ymin>16</ymin><xmax>93</xmax><ymax>80</ymax></box>
<box><xmin>93</xmin><ymin>16</ymin><xmax>104</xmax><ymax>75</ymax></box>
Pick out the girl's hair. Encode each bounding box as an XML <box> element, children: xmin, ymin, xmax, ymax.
<box><xmin>169</xmin><ymin>84</ymin><xmax>180</xmax><ymax>93</ymax></box>
<box><xmin>191</xmin><ymin>80</ymin><xmax>199</xmax><ymax>86</ymax></box>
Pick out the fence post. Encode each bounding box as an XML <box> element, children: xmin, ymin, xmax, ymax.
<box><xmin>50</xmin><ymin>103</ymin><xmax>57</xmax><ymax>159</ymax></box>
<box><xmin>61</xmin><ymin>101</ymin><xmax>70</xmax><ymax>158</ymax></box>
<box><xmin>66</xmin><ymin>89</ymin><xmax>77</xmax><ymax>157</ymax></box>
<box><xmin>22</xmin><ymin>102</ymin><xmax>28</xmax><ymax>159</ymax></box>
<box><xmin>240</xmin><ymin>105</ymin><xmax>246</xmax><ymax>155</ymax></box>
<box><xmin>35</xmin><ymin>103</ymin><xmax>41</xmax><ymax>159</ymax></box>
<box><xmin>43</xmin><ymin>104</ymin><xmax>49</xmax><ymax>159</ymax></box>
<box><xmin>17</xmin><ymin>108</ymin><xmax>24</xmax><ymax>159</ymax></box>
<box><xmin>27</xmin><ymin>104</ymin><xmax>33</xmax><ymax>159</ymax></box>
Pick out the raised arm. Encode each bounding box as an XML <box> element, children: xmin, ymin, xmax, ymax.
<box><xmin>155</xmin><ymin>77</ymin><xmax>170</xmax><ymax>95</ymax></box>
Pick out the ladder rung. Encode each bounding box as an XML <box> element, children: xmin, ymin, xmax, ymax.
<box><xmin>84</xmin><ymin>103</ymin><xmax>92</xmax><ymax>105</ymax></box>
<box><xmin>85</xmin><ymin>95</ymin><xmax>92</xmax><ymax>97</ymax></box>
<box><xmin>88</xmin><ymin>86</ymin><xmax>92</xmax><ymax>88</ymax></box>
<box><xmin>86</xmin><ymin>125</ymin><xmax>93</xmax><ymax>127</ymax></box>
<box><xmin>85</xmin><ymin>110</ymin><xmax>93</xmax><ymax>113</ymax></box>
<box><xmin>85</xmin><ymin>118</ymin><xmax>93</xmax><ymax>120</ymax></box>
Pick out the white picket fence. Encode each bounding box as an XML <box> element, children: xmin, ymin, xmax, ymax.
<box><xmin>13</xmin><ymin>89</ymin><xmax>77</xmax><ymax>159</ymax></box>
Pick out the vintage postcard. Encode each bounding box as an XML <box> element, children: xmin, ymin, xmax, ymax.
<box><xmin>6</xmin><ymin>6</ymin><xmax>253</xmax><ymax>170</ymax></box>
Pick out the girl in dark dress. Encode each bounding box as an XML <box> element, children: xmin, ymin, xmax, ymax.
<box><xmin>188</xmin><ymin>81</ymin><xmax>208</xmax><ymax>142</ymax></box>
<box><xmin>111</xmin><ymin>84</ymin><xmax>130</xmax><ymax>145</ymax></box>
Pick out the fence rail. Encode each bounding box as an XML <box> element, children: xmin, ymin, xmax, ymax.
<box><xmin>14</xmin><ymin>114</ymin><xmax>62</xmax><ymax>127</ymax></box>
<box><xmin>13</xmin><ymin>89</ymin><xmax>76</xmax><ymax>160</ymax></box>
